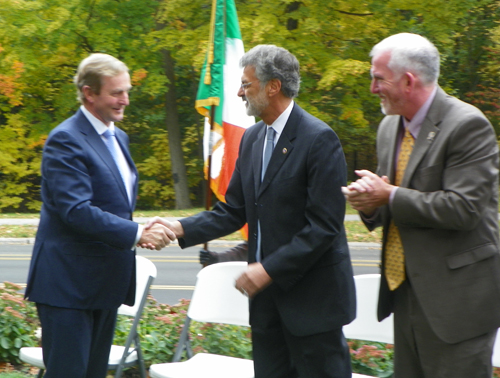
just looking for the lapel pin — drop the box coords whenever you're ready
[427,132,435,141]
[282,148,287,154]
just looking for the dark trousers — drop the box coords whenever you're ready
[37,303,118,378]
[393,280,496,378]
[250,288,351,378]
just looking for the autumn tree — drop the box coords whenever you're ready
[1,0,500,211]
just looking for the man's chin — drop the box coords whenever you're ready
[245,107,257,117]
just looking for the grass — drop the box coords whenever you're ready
[0,204,381,244]
[0,366,37,378]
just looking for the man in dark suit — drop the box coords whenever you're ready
[146,44,356,378]
[25,53,174,378]
[343,33,500,377]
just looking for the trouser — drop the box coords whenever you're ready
[393,280,496,378]
[37,303,118,378]
[250,288,351,378]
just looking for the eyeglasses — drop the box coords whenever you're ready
[240,82,254,90]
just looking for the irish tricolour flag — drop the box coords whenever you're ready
[195,0,255,202]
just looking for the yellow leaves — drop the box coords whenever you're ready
[131,69,148,86]
[318,59,370,89]
[172,19,187,31]
[0,114,44,211]
[0,60,25,107]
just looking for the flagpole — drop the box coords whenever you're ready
[203,104,216,253]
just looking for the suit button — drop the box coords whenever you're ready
[253,233,257,239]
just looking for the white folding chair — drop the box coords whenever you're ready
[19,255,157,378]
[490,329,500,368]
[343,274,394,378]
[149,261,254,378]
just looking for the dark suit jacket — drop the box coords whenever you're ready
[180,103,356,337]
[365,87,500,344]
[25,109,138,310]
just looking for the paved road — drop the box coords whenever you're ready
[0,240,381,305]
[0,214,362,226]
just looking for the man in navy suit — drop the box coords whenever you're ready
[146,45,356,378]
[25,53,174,378]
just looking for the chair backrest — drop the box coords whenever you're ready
[492,331,500,367]
[343,274,394,344]
[118,255,158,317]
[188,261,249,327]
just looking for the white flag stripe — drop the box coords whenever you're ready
[223,38,255,128]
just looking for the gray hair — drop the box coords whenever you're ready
[74,53,129,103]
[370,33,440,85]
[240,45,300,98]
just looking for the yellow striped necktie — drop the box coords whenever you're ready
[385,127,414,291]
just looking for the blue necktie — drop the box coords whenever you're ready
[102,129,130,201]
[261,127,275,181]
[102,129,120,164]
[256,127,275,262]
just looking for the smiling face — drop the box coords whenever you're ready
[84,71,131,126]
[370,51,407,116]
[238,65,269,117]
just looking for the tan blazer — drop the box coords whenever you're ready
[365,87,500,344]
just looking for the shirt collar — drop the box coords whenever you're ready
[267,100,294,137]
[403,85,437,139]
[80,105,115,135]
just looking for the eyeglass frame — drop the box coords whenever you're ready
[240,81,256,90]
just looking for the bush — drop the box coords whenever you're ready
[0,283,39,364]
[349,339,394,377]
[9,284,500,378]
[113,297,252,367]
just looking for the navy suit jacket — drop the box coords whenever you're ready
[180,103,356,336]
[25,109,138,310]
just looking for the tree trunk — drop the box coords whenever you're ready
[162,49,192,209]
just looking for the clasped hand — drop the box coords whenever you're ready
[341,170,393,215]
[137,217,183,250]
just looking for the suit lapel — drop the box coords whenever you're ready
[257,104,298,197]
[402,88,443,187]
[115,129,138,209]
[382,117,400,183]
[75,111,131,207]
[252,122,266,196]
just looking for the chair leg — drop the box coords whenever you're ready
[173,317,192,362]
[37,369,45,378]
[131,334,147,378]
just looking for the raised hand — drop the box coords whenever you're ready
[341,170,393,215]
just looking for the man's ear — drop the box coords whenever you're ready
[267,79,282,97]
[82,86,94,103]
[403,72,416,93]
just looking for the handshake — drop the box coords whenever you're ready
[137,217,184,251]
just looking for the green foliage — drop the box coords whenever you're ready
[0,283,39,364]
[0,114,43,212]
[1,0,500,208]
[349,339,394,377]
[0,373,33,378]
